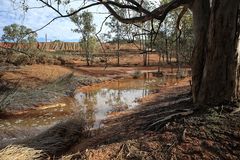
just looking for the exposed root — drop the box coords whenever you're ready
[145,109,194,131]
[231,107,240,114]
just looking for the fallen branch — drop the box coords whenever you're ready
[140,108,191,119]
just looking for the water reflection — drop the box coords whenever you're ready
[0,98,76,130]
[74,78,161,129]
[0,74,182,141]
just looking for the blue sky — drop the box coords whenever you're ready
[0,0,110,42]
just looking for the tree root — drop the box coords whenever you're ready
[145,109,194,131]
[231,107,240,114]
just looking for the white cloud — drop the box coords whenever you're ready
[0,0,110,42]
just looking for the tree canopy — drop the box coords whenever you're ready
[70,10,98,66]
[1,23,37,43]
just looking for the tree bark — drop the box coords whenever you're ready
[190,0,210,104]
[236,39,240,100]
[235,10,240,100]
[191,0,240,105]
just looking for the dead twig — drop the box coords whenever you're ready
[114,143,128,160]
[166,140,177,152]
[181,128,187,142]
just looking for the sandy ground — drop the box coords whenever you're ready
[0,64,190,87]
[1,65,73,88]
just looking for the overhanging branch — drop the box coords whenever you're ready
[24,0,193,36]
[101,0,192,24]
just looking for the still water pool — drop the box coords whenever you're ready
[0,75,181,141]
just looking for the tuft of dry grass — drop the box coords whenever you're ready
[0,145,49,160]
[0,119,86,159]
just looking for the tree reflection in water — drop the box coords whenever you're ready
[75,78,163,129]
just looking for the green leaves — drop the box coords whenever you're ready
[70,11,95,37]
[70,11,98,65]
[1,23,37,43]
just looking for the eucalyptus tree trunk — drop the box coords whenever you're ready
[191,0,240,105]
[236,39,240,99]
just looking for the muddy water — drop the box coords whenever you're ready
[74,74,183,129]
[0,74,181,142]
[75,79,158,129]
[0,98,77,142]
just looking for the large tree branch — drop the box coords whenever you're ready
[125,0,142,7]
[102,3,153,23]
[26,0,192,35]
[101,0,192,24]
[106,1,150,14]
[151,0,191,19]
[172,6,189,42]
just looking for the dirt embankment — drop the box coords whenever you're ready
[61,78,240,160]
[0,64,103,113]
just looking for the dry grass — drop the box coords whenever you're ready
[0,145,48,160]
[0,73,101,112]
[0,119,86,159]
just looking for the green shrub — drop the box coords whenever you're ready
[6,53,31,66]
[32,52,56,64]
[52,50,65,56]
[3,49,69,66]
